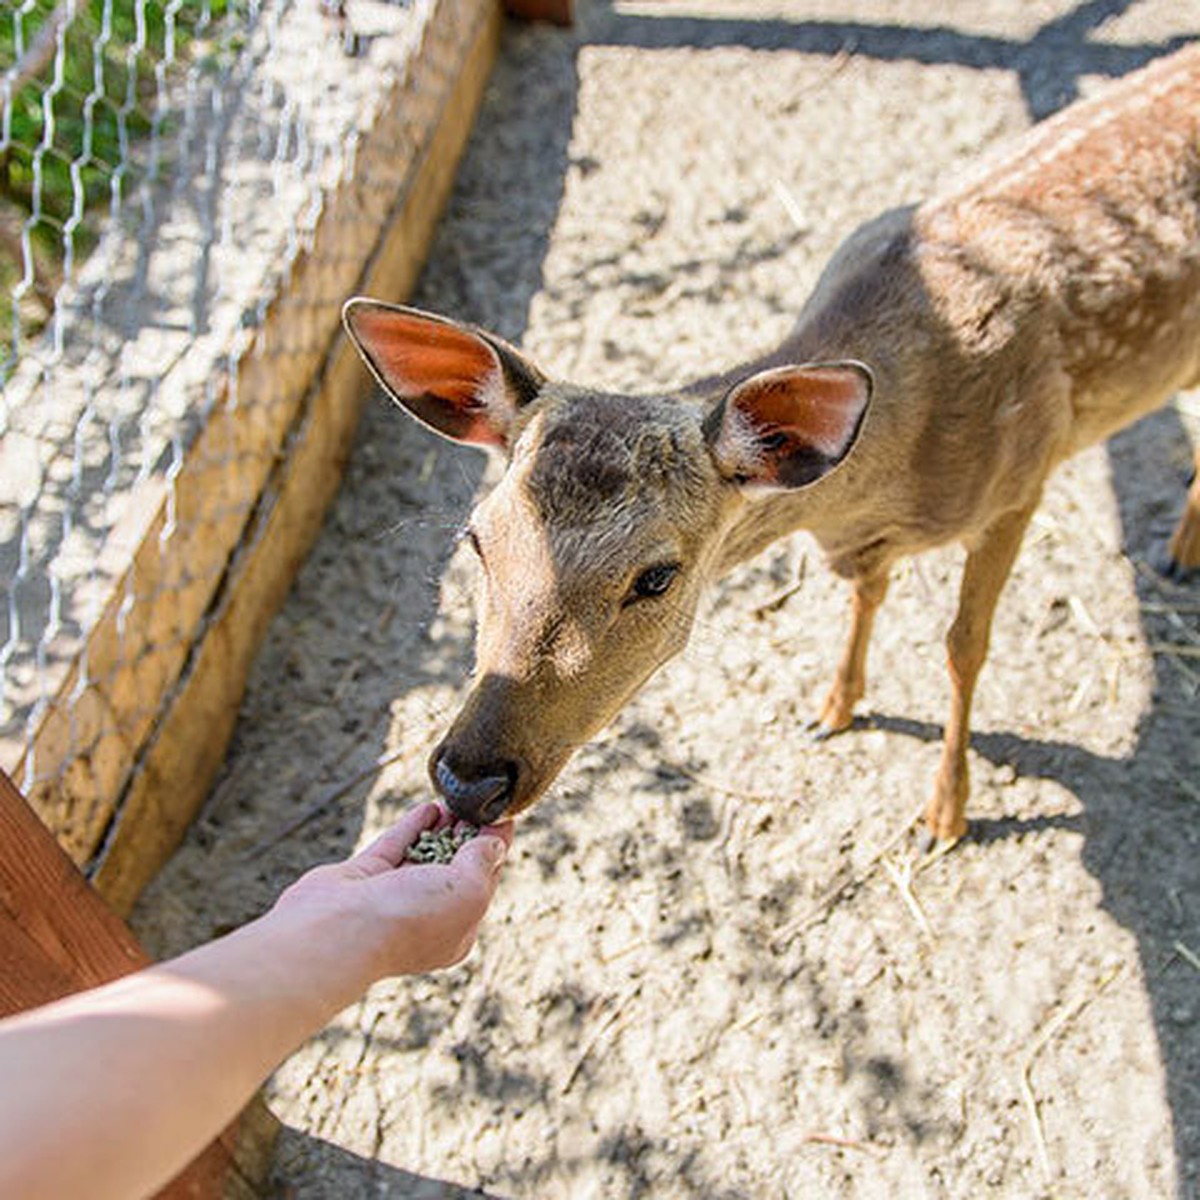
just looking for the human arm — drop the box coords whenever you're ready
[0,803,511,1200]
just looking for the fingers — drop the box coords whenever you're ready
[353,802,441,874]
[455,830,510,872]
[473,819,515,857]
[350,808,514,885]
[455,819,513,868]
[448,821,512,897]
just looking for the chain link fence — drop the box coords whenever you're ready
[1,0,497,897]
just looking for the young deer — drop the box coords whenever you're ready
[344,42,1200,845]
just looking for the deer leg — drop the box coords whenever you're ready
[812,566,891,737]
[1164,446,1200,578]
[926,504,1036,842]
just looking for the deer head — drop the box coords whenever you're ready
[343,299,871,823]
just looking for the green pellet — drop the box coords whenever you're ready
[404,824,478,865]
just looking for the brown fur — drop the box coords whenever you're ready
[344,42,1200,837]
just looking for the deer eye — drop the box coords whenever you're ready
[629,562,680,602]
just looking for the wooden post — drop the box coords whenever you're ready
[0,770,278,1198]
[62,0,506,917]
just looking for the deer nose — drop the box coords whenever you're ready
[431,751,516,824]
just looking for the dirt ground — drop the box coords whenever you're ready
[133,2,1200,1196]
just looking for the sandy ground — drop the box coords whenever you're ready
[133,2,1200,1196]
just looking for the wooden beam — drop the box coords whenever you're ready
[89,0,504,915]
[0,769,278,1198]
[15,0,505,880]
[0,770,146,1011]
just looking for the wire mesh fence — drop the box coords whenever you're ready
[0,0,494,882]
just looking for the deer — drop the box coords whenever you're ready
[343,41,1200,850]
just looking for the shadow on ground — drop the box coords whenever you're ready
[591,0,1189,118]
[866,404,1198,1189]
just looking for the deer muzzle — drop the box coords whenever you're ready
[431,750,517,825]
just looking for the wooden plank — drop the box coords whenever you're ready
[17,0,499,876]
[0,770,278,1198]
[13,0,471,866]
[90,0,504,915]
[0,770,147,1010]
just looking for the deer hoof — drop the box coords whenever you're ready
[916,828,962,862]
[803,718,838,743]
[1154,547,1197,583]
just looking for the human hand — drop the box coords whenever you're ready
[269,803,512,992]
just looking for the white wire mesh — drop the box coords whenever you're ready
[0,0,483,869]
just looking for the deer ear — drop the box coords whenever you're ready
[342,299,544,449]
[704,361,873,489]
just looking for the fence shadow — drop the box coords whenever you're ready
[589,0,1189,119]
